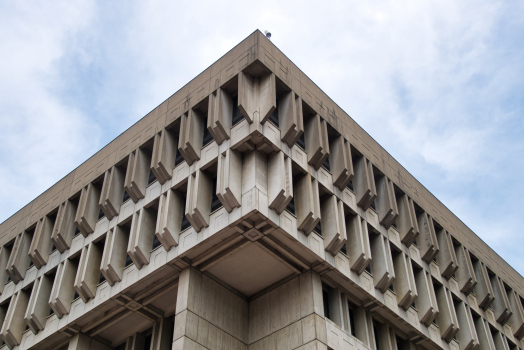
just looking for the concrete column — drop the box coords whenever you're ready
[416,212,439,264]
[185,170,212,233]
[99,165,126,219]
[151,317,174,350]
[414,268,439,327]
[304,114,329,170]
[217,148,242,213]
[473,316,496,350]
[320,195,347,256]
[248,271,327,350]
[0,289,30,348]
[279,90,304,148]
[124,147,152,203]
[267,151,293,214]
[395,194,419,247]
[345,214,372,275]
[25,274,53,333]
[492,331,511,350]
[369,233,395,293]
[472,260,494,310]
[454,245,477,295]
[353,156,377,211]
[454,301,479,350]
[29,214,55,268]
[294,173,321,235]
[52,200,78,253]
[173,267,248,350]
[375,176,399,229]
[156,189,185,250]
[207,87,233,145]
[329,135,354,191]
[375,322,398,350]
[68,333,112,350]
[434,284,459,342]
[74,241,104,302]
[128,207,158,268]
[490,273,513,324]
[151,128,178,184]
[101,225,129,285]
[436,229,459,280]
[49,258,78,318]
[507,289,524,340]
[392,251,418,310]
[6,230,32,283]
[178,109,205,165]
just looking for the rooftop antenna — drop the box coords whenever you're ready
[264,30,272,40]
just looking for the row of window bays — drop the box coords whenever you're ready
[0,71,522,344]
[322,280,522,350]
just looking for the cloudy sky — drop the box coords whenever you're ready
[1,1,523,275]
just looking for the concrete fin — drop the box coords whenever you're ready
[51,200,77,253]
[101,225,128,286]
[207,88,233,145]
[217,149,242,213]
[330,135,354,191]
[416,212,439,264]
[151,128,177,184]
[155,189,184,250]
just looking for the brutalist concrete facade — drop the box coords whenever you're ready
[0,30,522,350]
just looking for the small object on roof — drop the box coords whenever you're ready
[264,30,272,40]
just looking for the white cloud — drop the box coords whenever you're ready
[1,0,523,275]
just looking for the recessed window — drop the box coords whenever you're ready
[322,156,330,171]
[347,179,354,192]
[296,133,306,150]
[210,177,223,213]
[314,221,322,236]
[231,95,245,126]
[285,196,295,215]
[147,170,157,185]
[268,99,279,127]
[152,234,162,251]
[98,209,105,220]
[181,199,191,231]
[125,254,133,267]
[202,117,214,147]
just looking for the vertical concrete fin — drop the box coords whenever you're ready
[416,212,439,263]
[25,274,53,333]
[454,245,477,295]
[346,215,372,275]
[295,173,321,235]
[304,114,329,170]
[455,302,479,350]
[151,128,177,184]
[392,252,418,310]
[473,260,495,310]
[155,189,184,250]
[434,285,460,342]
[124,147,151,202]
[415,268,439,327]
[207,88,233,145]
[491,274,513,324]
[49,258,78,318]
[258,72,276,124]
[150,317,174,350]
[267,151,292,214]
[330,136,354,191]
[370,233,395,293]
[178,109,204,165]
[52,200,77,253]
[101,226,128,286]
[238,71,256,124]
[474,315,496,350]
[74,183,101,236]
[0,289,30,348]
[507,290,524,339]
[28,215,54,268]
[6,231,32,283]
[437,229,459,280]
[376,176,399,229]
[74,242,103,302]
[354,156,377,211]
[99,165,125,219]
[0,245,10,292]
[280,90,304,147]
[320,195,347,256]
[217,149,242,213]
[128,208,157,268]
[396,194,419,247]
[185,170,212,233]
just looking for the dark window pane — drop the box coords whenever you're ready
[123,190,130,202]
[98,209,105,220]
[268,100,279,127]
[322,157,330,171]
[99,273,106,284]
[285,196,295,215]
[152,234,161,250]
[148,170,157,185]
[323,289,330,319]
[232,95,245,126]
[181,199,191,231]
[210,177,223,212]
[296,133,306,150]
[125,254,133,267]
[202,117,214,147]
[314,221,322,236]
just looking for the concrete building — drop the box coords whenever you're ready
[0,30,522,350]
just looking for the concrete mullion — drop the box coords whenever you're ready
[491,275,513,324]
[434,285,459,342]
[454,245,477,295]
[507,290,524,340]
[320,195,344,256]
[376,176,399,229]
[217,149,242,213]
[74,183,101,236]
[0,289,30,348]
[258,73,276,124]
[473,261,495,311]
[128,208,157,268]
[51,200,77,253]
[49,258,78,318]
[279,90,302,148]
[268,151,293,214]
[416,212,439,264]
[393,252,418,310]
[370,233,395,293]
[436,229,459,280]
[74,242,103,302]
[330,136,354,191]
[454,301,479,350]
[185,170,212,233]
[396,194,419,247]
[155,189,184,250]
[99,165,125,219]
[474,316,496,350]
[151,128,177,184]
[346,214,372,275]
[414,268,439,327]
[28,215,54,268]
[24,274,53,333]
[6,231,32,283]
[0,245,10,292]
[305,114,328,170]
[101,226,128,285]
[295,173,321,235]
[207,88,233,145]
[354,156,377,211]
